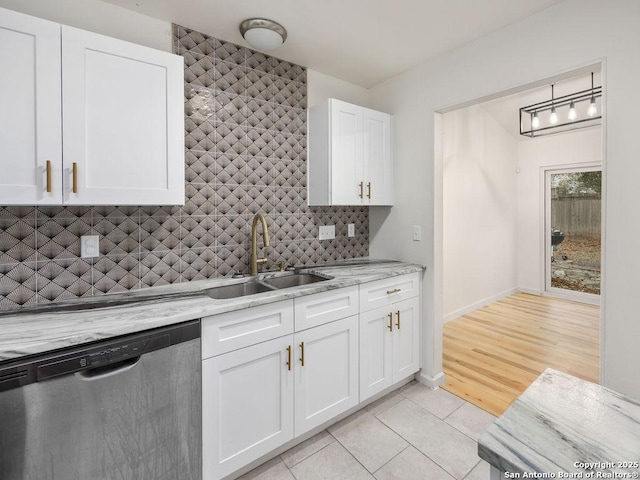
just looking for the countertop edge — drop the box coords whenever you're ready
[477,368,640,476]
[0,261,425,363]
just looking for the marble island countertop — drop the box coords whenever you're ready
[478,369,640,478]
[0,259,424,363]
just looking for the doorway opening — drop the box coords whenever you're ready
[546,168,601,303]
[438,65,604,415]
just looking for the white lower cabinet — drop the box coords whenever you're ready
[294,315,359,436]
[202,275,420,479]
[202,336,294,480]
[360,297,420,401]
[202,299,359,480]
[392,297,421,382]
[359,275,421,402]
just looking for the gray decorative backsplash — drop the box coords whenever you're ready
[0,24,368,310]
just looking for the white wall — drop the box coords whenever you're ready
[307,70,370,108]
[369,0,640,398]
[443,105,518,321]
[517,128,602,294]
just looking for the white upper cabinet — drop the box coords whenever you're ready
[308,98,392,206]
[0,9,62,205]
[0,7,185,205]
[62,26,184,205]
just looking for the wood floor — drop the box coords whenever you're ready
[442,292,600,416]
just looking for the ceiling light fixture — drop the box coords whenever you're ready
[240,18,287,51]
[519,72,602,137]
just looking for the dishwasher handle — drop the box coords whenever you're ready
[75,356,141,381]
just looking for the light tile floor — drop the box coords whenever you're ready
[238,382,496,480]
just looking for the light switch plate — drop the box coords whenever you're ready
[318,225,335,240]
[81,235,100,258]
[347,223,355,237]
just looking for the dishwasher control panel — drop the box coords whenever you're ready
[0,320,199,392]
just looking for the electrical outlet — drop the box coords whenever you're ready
[412,225,422,242]
[81,235,100,258]
[347,223,355,237]
[318,225,335,240]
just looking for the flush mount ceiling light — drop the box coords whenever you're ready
[520,72,602,138]
[240,18,287,51]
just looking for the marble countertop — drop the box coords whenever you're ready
[0,259,424,363]
[478,369,640,477]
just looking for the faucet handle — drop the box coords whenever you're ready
[279,261,285,272]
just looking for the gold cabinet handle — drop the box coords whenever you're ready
[366,182,371,199]
[286,345,292,371]
[358,181,364,198]
[395,310,401,329]
[45,160,52,193]
[72,162,78,194]
[386,288,401,295]
[299,342,305,367]
[387,312,393,332]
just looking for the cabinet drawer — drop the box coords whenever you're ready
[294,286,358,331]
[202,300,294,359]
[359,273,420,312]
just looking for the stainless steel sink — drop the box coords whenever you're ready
[203,272,330,300]
[204,281,276,300]
[261,273,328,290]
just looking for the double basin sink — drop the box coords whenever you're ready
[204,272,330,300]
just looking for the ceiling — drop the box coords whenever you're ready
[100,0,565,88]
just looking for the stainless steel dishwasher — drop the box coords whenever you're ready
[0,320,201,480]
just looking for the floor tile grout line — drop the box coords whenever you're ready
[370,444,411,476]
[328,421,380,475]
[375,398,479,480]
[280,431,337,470]
[461,458,484,480]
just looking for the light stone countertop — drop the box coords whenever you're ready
[478,369,640,478]
[0,259,424,363]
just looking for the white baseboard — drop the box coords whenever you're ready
[444,287,519,322]
[518,286,542,295]
[416,371,445,389]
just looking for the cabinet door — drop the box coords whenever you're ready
[363,108,392,206]
[330,100,363,205]
[360,307,394,401]
[0,8,62,205]
[392,297,420,382]
[202,336,294,480]
[295,315,359,436]
[62,26,184,205]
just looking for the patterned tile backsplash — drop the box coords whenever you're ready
[0,25,369,310]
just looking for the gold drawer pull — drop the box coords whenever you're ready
[358,181,364,198]
[45,160,52,193]
[286,345,292,371]
[386,288,401,295]
[387,312,393,332]
[299,342,305,367]
[366,182,371,199]
[395,310,401,329]
[72,162,78,193]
